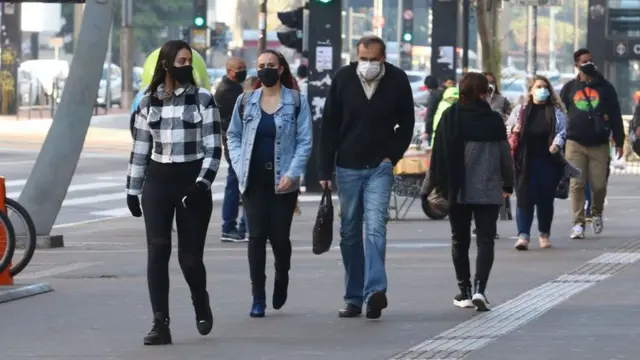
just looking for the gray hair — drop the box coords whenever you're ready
[356,35,386,56]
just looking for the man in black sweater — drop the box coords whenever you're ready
[318,35,414,320]
[214,57,248,243]
[560,48,624,239]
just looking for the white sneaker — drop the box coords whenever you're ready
[592,215,603,234]
[472,293,490,312]
[570,225,585,239]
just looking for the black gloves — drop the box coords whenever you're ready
[183,182,209,209]
[127,194,142,217]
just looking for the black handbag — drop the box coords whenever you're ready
[312,188,334,255]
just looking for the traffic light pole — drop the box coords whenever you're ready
[430,0,458,83]
[305,0,342,194]
[461,0,469,73]
[259,0,267,53]
[399,0,413,70]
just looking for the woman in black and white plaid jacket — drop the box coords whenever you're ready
[125,40,222,345]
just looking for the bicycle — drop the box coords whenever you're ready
[5,198,37,277]
[0,208,16,275]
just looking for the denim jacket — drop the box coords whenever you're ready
[507,103,566,148]
[226,86,313,194]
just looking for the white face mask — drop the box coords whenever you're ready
[357,60,382,80]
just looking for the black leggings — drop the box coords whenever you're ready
[242,166,298,298]
[449,203,500,294]
[141,160,213,316]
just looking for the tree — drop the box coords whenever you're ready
[475,0,501,80]
[58,0,192,60]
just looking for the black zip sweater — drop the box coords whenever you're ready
[318,62,415,180]
[560,75,624,147]
[213,75,243,134]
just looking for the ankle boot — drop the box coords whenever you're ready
[143,312,172,345]
[192,291,213,335]
[453,281,473,308]
[272,272,289,310]
[250,296,266,317]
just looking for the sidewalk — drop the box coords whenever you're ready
[1,194,639,359]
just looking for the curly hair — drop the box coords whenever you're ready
[526,75,566,114]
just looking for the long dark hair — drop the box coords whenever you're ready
[482,71,500,94]
[146,40,196,95]
[458,72,489,105]
[253,50,299,90]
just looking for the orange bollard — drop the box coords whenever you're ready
[0,176,13,285]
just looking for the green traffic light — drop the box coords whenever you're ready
[403,33,412,42]
[194,16,205,27]
[316,0,333,3]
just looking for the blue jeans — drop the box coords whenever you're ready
[335,161,394,307]
[222,150,247,234]
[516,155,558,239]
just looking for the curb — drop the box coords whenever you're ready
[0,283,54,304]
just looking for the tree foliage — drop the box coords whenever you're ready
[58,0,192,59]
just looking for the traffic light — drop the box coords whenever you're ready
[400,0,414,70]
[193,0,206,28]
[315,0,334,3]
[277,7,304,53]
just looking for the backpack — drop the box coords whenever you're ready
[238,89,301,121]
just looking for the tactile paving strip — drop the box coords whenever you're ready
[389,240,640,360]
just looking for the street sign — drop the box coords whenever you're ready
[372,16,385,28]
[403,10,413,20]
[615,42,627,56]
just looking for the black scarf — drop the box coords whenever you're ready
[428,100,507,202]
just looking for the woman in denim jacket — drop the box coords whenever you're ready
[509,75,566,250]
[226,50,312,317]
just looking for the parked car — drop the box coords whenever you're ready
[500,79,527,106]
[96,63,122,108]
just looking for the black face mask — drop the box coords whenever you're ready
[258,68,279,88]
[580,62,597,77]
[235,70,247,83]
[169,65,193,85]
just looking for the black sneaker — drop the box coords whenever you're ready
[472,293,491,312]
[143,313,172,345]
[221,230,248,243]
[192,292,213,335]
[453,286,473,308]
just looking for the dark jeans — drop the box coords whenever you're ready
[222,137,247,234]
[449,203,500,294]
[141,160,213,316]
[242,165,298,298]
[516,155,558,238]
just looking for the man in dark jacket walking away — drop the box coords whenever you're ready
[214,57,248,242]
[318,36,415,320]
[560,48,624,239]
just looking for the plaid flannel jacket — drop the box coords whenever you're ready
[125,85,222,195]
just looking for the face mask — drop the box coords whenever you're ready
[235,70,247,83]
[258,68,280,87]
[488,84,495,97]
[533,88,550,102]
[169,65,193,85]
[580,62,597,77]
[357,61,382,80]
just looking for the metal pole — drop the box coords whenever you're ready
[105,20,113,112]
[347,7,354,60]
[396,0,403,66]
[532,5,537,75]
[573,1,579,49]
[120,0,134,110]
[461,0,469,72]
[525,6,531,74]
[374,0,383,38]
[549,7,556,71]
[18,0,115,242]
[259,0,267,53]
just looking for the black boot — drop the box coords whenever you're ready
[192,292,213,335]
[143,312,172,345]
[272,272,289,310]
[453,281,473,309]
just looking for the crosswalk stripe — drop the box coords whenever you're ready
[6,181,121,198]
